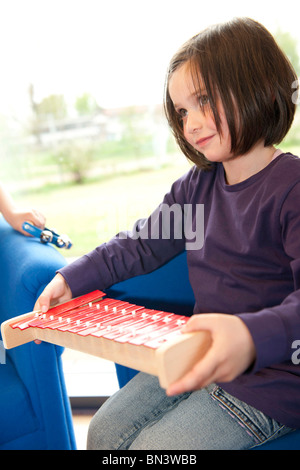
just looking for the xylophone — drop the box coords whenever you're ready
[1,290,211,389]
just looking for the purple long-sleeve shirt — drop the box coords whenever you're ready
[60,152,300,428]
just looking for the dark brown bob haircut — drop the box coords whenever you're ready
[164,17,298,170]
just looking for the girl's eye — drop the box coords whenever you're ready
[177,108,188,118]
[199,94,209,106]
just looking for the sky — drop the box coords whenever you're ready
[0,0,300,119]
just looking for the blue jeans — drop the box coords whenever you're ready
[87,372,293,450]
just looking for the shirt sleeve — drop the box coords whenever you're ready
[238,181,300,371]
[58,169,196,297]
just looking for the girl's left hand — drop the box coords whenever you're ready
[166,313,256,396]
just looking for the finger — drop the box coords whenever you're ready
[34,275,72,313]
[167,347,219,395]
[35,291,51,313]
[33,210,46,229]
[166,368,200,396]
[34,282,56,312]
[181,313,218,334]
[28,210,46,229]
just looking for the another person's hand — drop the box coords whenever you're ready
[6,208,46,236]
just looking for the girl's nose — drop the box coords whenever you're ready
[185,109,203,134]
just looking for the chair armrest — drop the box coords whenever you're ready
[0,217,75,449]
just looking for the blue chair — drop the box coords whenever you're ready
[107,251,300,450]
[0,217,76,450]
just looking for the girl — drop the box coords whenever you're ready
[35,18,300,449]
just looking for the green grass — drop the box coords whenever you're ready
[11,158,190,258]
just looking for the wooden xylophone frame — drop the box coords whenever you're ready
[1,290,211,389]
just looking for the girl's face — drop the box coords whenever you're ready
[168,63,233,164]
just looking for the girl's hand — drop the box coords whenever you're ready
[33,274,72,344]
[166,313,256,396]
[34,273,72,314]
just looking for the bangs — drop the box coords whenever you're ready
[187,58,223,137]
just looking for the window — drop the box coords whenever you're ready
[1,0,299,400]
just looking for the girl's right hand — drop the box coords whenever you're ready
[33,274,72,344]
[34,273,72,314]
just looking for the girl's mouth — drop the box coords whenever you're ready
[196,135,214,147]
